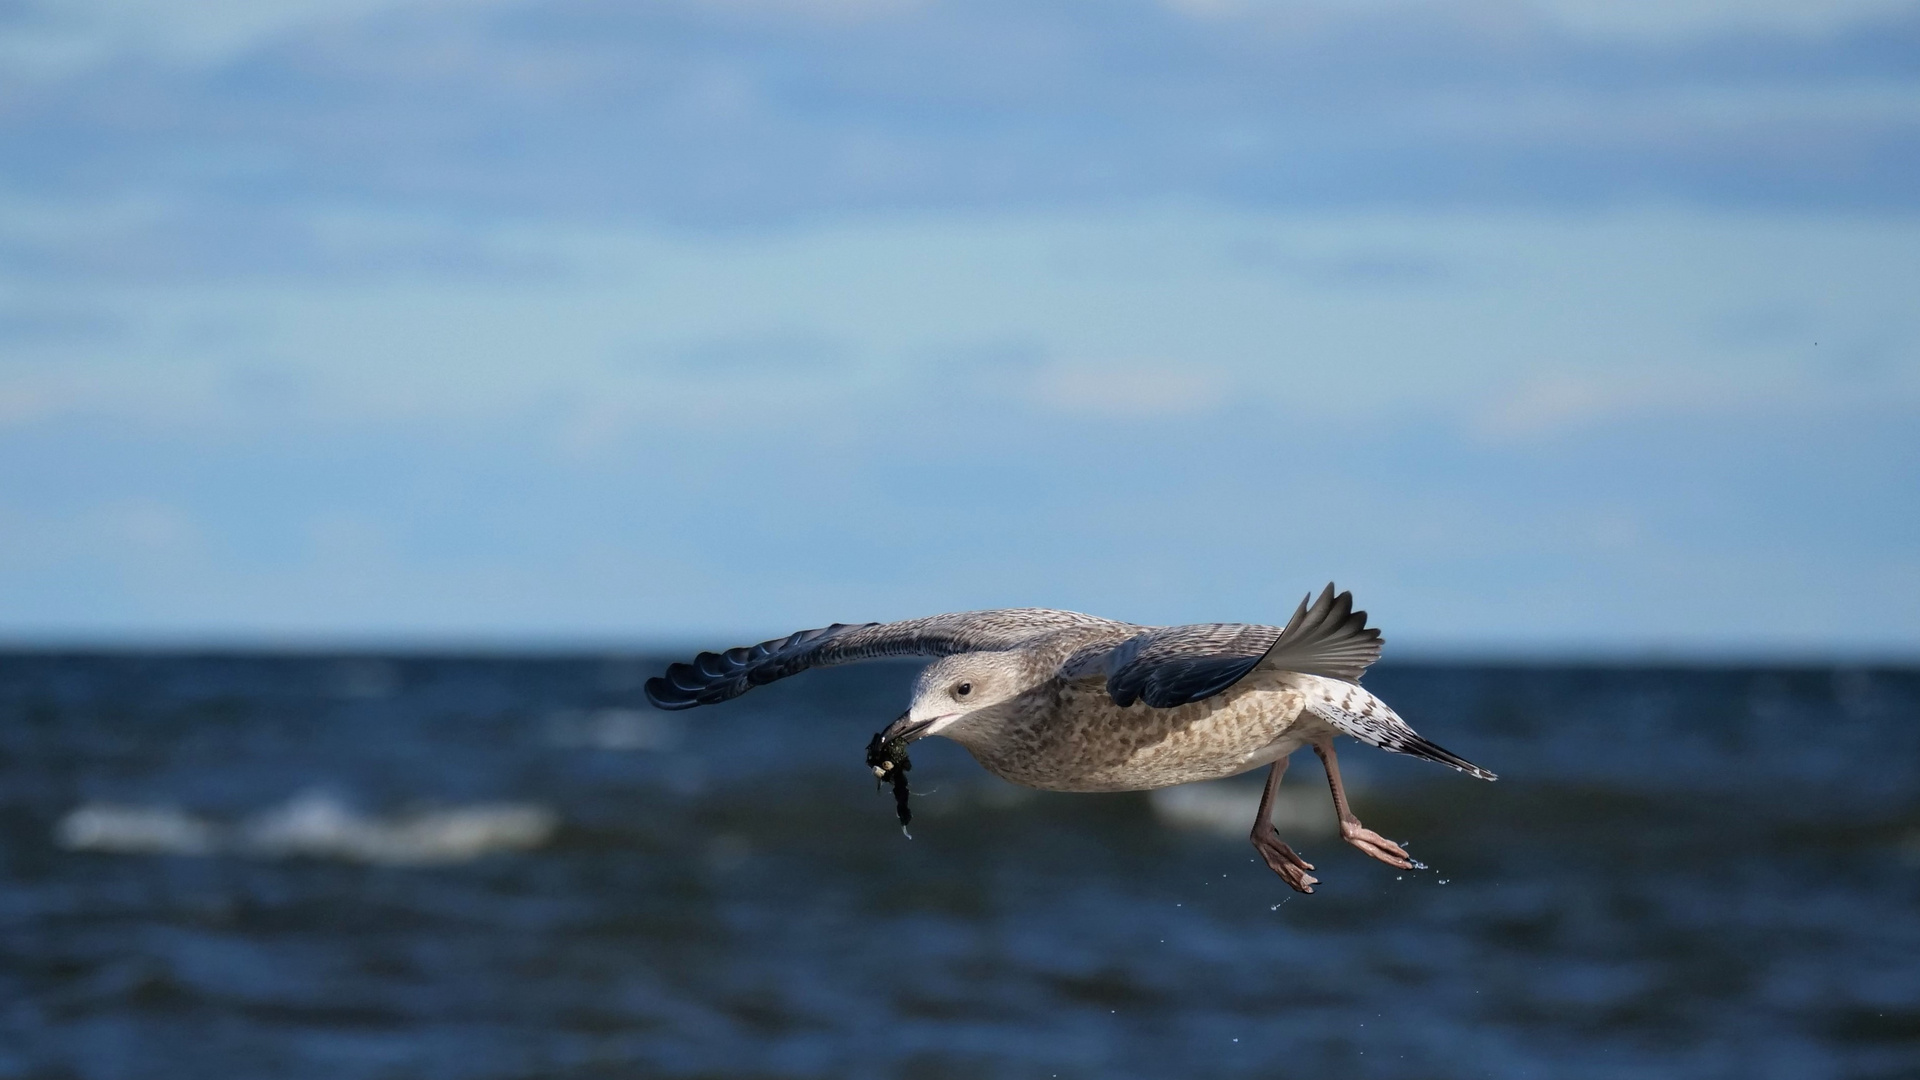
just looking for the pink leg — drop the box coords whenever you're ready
[1313,739,1412,869]
[1248,756,1318,893]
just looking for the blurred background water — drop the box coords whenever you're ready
[2,652,1916,1079]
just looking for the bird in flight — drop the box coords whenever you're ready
[645,585,1494,893]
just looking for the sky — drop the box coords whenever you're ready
[1,0,1917,654]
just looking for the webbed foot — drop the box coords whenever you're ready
[1251,826,1318,893]
[1341,822,1413,869]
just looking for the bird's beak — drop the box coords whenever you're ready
[879,710,937,744]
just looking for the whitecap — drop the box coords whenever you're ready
[54,791,557,865]
[55,803,219,856]
[1149,779,1337,837]
[545,708,678,751]
[240,791,557,865]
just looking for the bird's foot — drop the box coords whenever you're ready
[1341,822,1413,869]
[1251,827,1318,893]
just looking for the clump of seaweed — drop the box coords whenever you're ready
[864,730,913,836]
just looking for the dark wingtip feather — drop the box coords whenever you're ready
[642,622,882,711]
[644,674,701,710]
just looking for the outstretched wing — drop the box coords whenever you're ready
[645,608,1117,710]
[1104,584,1383,709]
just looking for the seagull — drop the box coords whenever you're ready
[645,585,1494,893]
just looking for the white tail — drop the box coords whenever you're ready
[1300,675,1497,781]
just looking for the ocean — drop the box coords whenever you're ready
[1,653,1915,1079]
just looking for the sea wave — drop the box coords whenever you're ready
[55,791,557,865]
[544,707,678,750]
[1149,778,1337,837]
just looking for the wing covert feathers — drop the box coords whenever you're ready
[1104,624,1273,709]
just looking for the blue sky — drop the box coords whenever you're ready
[2,0,1917,653]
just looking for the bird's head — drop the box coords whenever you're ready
[877,651,1029,745]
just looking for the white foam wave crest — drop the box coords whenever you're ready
[55,791,558,865]
[544,708,678,751]
[1149,778,1337,837]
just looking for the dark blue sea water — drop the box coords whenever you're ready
[1,653,1917,1079]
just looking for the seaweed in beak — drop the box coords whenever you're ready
[865,715,917,836]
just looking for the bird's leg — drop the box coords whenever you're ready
[1249,756,1318,893]
[1312,739,1412,869]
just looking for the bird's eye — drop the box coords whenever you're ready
[954,682,972,697]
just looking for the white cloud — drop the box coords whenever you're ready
[107,498,203,554]
[0,0,927,80]
[1159,0,1920,40]
[0,0,503,77]
[0,498,205,582]
[1472,374,1622,440]
[1531,0,1919,40]
[682,0,927,20]
[1470,363,1920,443]
[0,382,54,426]
[1028,363,1230,419]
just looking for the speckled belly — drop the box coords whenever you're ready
[950,677,1315,792]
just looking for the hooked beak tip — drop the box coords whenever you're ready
[880,711,937,744]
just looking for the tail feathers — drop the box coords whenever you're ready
[1385,731,1498,782]
[1305,681,1497,781]
[1256,584,1383,683]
